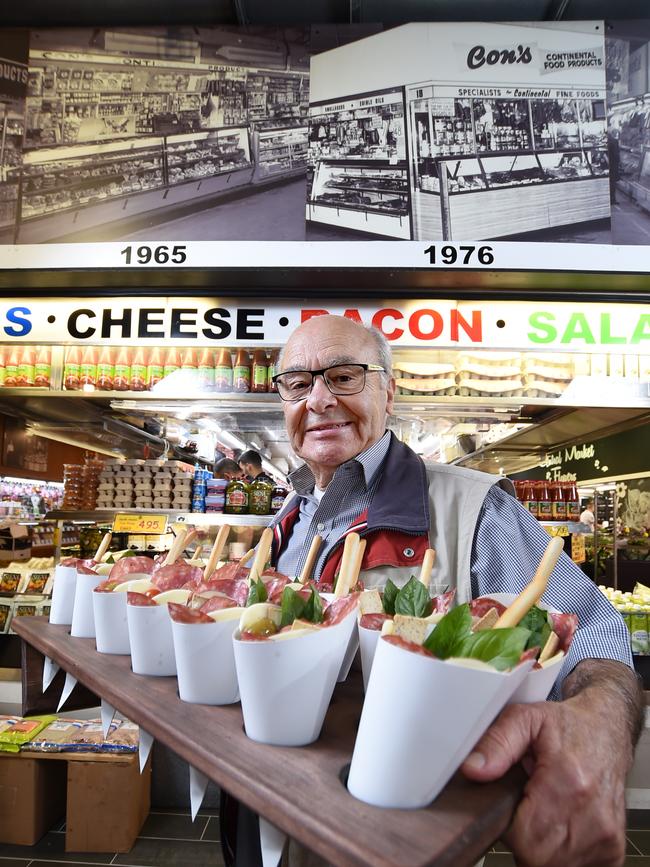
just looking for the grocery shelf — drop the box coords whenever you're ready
[46,509,273,528]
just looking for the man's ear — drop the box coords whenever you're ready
[385,375,396,416]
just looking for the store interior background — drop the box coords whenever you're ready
[0,1,649,865]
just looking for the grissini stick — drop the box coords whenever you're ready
[538,630,560,665]
[203,524,230,580]
[419,548,436,589]
[494,535,565,629]
[189,545,203,563]
[334,532,360,598]
[249,527,274,583]
[239,549,255,566]
[93,531,112,563]
[163,527,197,566]
[352,538,367,588]
[298,534,322,584]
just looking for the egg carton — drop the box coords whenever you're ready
[524,379,569,397]
[456,377,524,397]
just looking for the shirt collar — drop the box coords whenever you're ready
[288,430,392,496]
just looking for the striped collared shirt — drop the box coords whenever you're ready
[275,431,391,579]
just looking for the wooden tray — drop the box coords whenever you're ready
[14,616,524,867]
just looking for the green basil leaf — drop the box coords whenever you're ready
[382,579,399,616]
[519,605,552,653]
[394,576,433,618]
[454,627,531,672]
[246,577,268,607]
[423,603,472,658]
[302,588,324,624]
[279,586,306,628]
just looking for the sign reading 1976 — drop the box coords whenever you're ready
[423,244,495,266]
[120,245,188,265]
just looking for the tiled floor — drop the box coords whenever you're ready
[3,809,650,865]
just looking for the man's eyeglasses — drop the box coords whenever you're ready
[272,363,385,402]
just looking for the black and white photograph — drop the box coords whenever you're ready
[306,21,612,243]
[606,20,650,244]
[0,26,310,244]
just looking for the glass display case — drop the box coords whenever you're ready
[164,128,251,186]
[255,126,308,178]
[310,161,409,215]
[19,137,165,219]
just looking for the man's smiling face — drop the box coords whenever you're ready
[279,316,395,488]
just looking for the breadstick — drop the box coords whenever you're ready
[94,531,112,562]
[538,630,560,664]
[334,532,360,598]
[203,524,230,580]
[189,545,203,563]
[249,527,274,583]
[298,534,322,584]
[419,548,436,588]
[494,536,564,628]
[163,527,197,566]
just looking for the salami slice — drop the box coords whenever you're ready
[127,591,157,606]
[549,612,578,653]
[199,595,238,614]
[193,578,250,606]
[266,578,291,605]
[359,612,392,631]
[261,568,290,582]
[76,563,99,575]
[383,634,433,657]
[470,597,507,618]
[208,562,250,582]
[518,647,540,665]
[323,593,359,625]
[152,562,203,592]
[110,556,155,581]
[168,602,214,624]
[433,589,456,614]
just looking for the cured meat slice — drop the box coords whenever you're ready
[190,578,250,606]
[323,593,359,626]
[93,579,122,593]
[77,563,99,575]
[433,589,455,614]
[168,602,214,624]
[239,630,270,642]
[208,562,250,582]
[383,634,433,657]
[110,556,155,581]
[470,597,507,618]
[549,612,578,653]
[359,612,392,631]
[127,591,157,606]
[199,595,238,614]
[152,562,203,591]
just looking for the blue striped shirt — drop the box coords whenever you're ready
[274,438,633,699]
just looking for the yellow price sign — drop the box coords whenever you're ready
[571,533,586,564]
[112,513,168,535]
[543,524,569,538]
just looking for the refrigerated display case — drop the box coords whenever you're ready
[253,126,308,180]
[165,127,251,184]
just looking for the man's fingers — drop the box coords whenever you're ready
[462,704,543,781]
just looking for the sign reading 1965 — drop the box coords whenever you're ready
[120,245,188,265]
[423,244,495,266]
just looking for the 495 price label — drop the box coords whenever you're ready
[112,513,168,535]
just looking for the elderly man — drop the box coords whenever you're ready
[268,313,642,867]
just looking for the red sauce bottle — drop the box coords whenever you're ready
[233,349,251,393]
[522,479,538,519]
[551,481,567,520]
[537,479,552,521]
[251,349,268,393]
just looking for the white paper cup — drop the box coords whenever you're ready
[93,591,130,655]
[171,619,239,704]
[127,602,176,676]
[347,636,534,809]
[478,593,566,704]
[49,565,77,625]
[233,612,356,746]
[321,593,359,682]
[358,622,381,691]
[70,572,103,638]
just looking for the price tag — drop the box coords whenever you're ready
[571,533,586,564]
[543,524,569,538]
[112,514,168,535]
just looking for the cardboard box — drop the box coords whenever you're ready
[65,754,150,852]
[0,755,66,845]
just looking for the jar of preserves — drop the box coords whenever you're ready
[224,478,250,515]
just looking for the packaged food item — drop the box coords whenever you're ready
[198,348,215,389]
[146,347,164,388]
[34,346,51,387]
[80,345,97,387]
[249,478,273,515]
[233,349,251,393]
[0,572,20,595]
[270,486,287,514]
[251,349,268,393]
[0,715,56,753]
[17,346,35,386]
[113,347,131,391]
[130,348,148,391]
[215,348,233,392]
[63,346,81,390]
[225,478,250,514]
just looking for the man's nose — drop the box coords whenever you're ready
[305,374,337,411]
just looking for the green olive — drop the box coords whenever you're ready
[248,617,279,636]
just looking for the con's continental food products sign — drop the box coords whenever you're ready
[1,299,649,353]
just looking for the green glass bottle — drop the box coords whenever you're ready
[249,478,273,515]
[224,479,250,515]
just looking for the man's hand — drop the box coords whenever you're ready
[461,660,643,867]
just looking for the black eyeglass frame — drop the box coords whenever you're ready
[271,363,386,401]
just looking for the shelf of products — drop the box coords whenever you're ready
[409,94,607,193]
[46,509,272,527]
[0,106,22,229]
[0,480,64,519]
[165,128,251,185]
[255,126,308,177]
